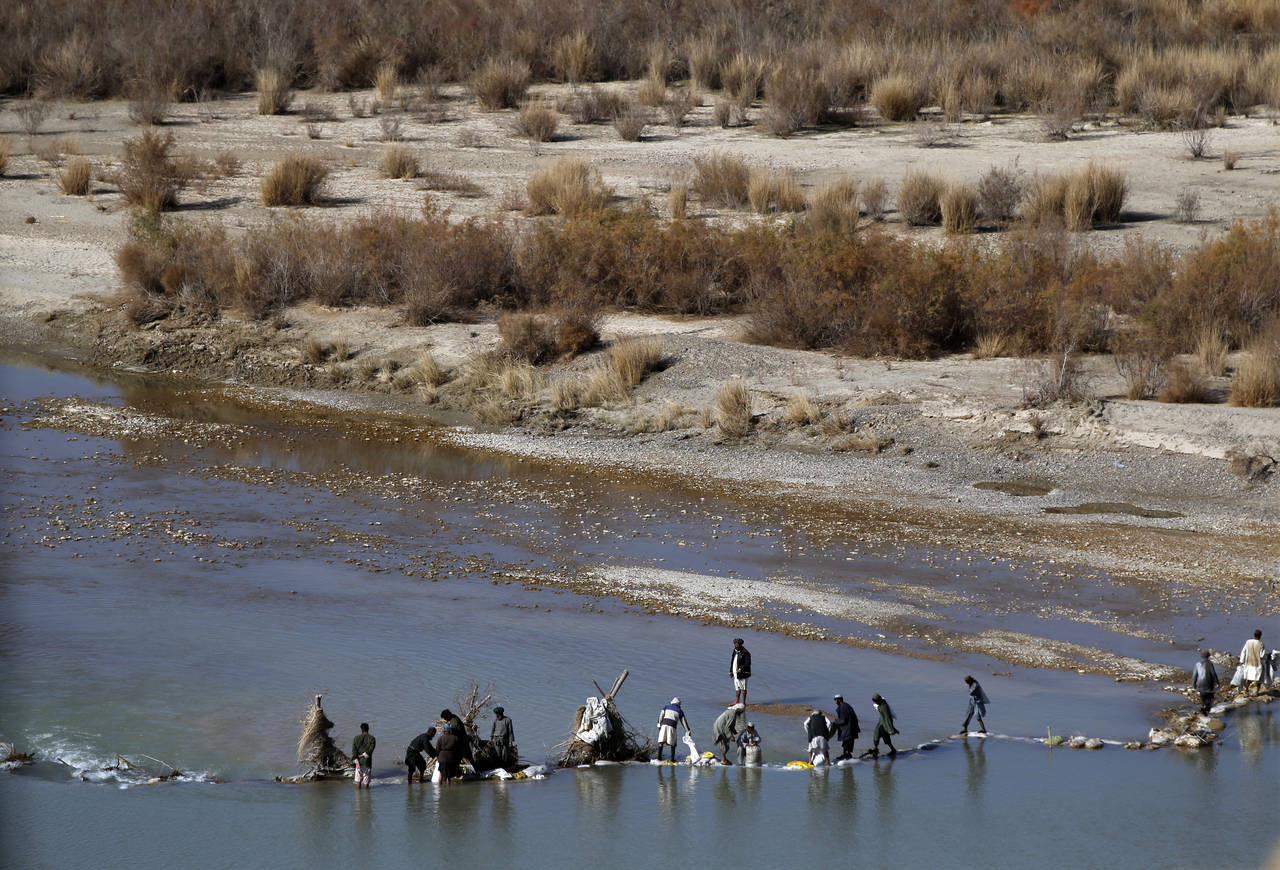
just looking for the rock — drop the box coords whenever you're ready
[1205,718,1226,732]
[1068,736,1087,749]
[1174,734,1207,749]
[1148,728,1176,746]
[1084,738,1104,750]
[1124,741,1143,750]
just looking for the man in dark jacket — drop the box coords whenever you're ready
[351,722,375,789]
[1192,650,1220,714]
[730,637,752,706]
[961,676,991,734]
[440,709,474,767]
[405,726,437,783]
[435,728,463,785]
[489,706,516,768]
[805,710,830,764]
[832,694,860,761]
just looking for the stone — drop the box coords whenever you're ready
[1174,733,1207,749]
[1068,736,1087,749]
[1205,718,1226,732]
[1124,741,1143,750]
[1147,728,1175,746]
[1084,738,1104,750]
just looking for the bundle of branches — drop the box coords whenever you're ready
[450,681,512,772]
[556,670,654,767]
[297,693,351,773]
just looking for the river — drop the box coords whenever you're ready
[1,353,1276,869]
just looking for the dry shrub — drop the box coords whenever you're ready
[898,171,945,226]
[941,183,979,235]
[1223,149,1239,170]
[551,378,583,412]
[256,68,292,115]
[748,169,774,215]
[127,79,171,126]
[1085,163,1127,225]
[302,100,338,123]
[526,158,612,217]
[214,151,240,178]
[775,173,805,213]
[565,87,625,124]
[553,31,594,86]
[613,103,648,141]
[474,59,530,110]
[1229,343,1280,407]
[831,434,893,453]
[686,34,723,91]
[978,164,1024,227]
[1158,360,1212,403]
[714,380,753,438]
[721,52,765,107]
[668,183,687,219]
[637,73,666,108]
[1063,174,1095,232]
[808,176,859,234]
[516,101,559,143]
[862,177,888,221]
[498,310,599,364]
[1113,331,1168,400]
[262,154,328,206]
[764,63,829,137]
[375,62,399,104]
[379,143,418,179]
[693,152,750,208]
[579,337,663,407]
[973,332,1010,359]
[661,88,696,131]
[1023,174,1070,227]
[783,395,821,426]
[1174,187,1201,224]
[16,100,51,137]
[0,139,9,177]
[1023,352,1091,407]
[415,351,449,387]
[117,130,187,213]
[58,156,91,195]
[1194,327,1229,377]
[421,171,484,197]
[870,75,923,122]
[378,115,403,142]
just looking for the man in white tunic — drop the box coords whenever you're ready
[1239,629,1265,696]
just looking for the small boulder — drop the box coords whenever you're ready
[1068,736,1087,749]
[1174,733,1207,749]
[1205,718,1226,732]
[1084,738,1104,750]
[1147,728,1176,746]
[1124,741,1143,750]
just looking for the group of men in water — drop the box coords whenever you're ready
[655,637,991,766]
[355,629,1273,785]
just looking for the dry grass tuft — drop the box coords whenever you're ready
[256,68,293,115]
[1158,360,1213,403]
[516,101,560,143]
[870,75,923,122]
[262,154,329,206]
[978,164,1024,227]
[714,380,753,438]
[808,176,858,234]
[898,171,945,226]
[973,332,1010,359]
[1229,343,1280,407]
[1223,149,1239,170]
[668,182,688,219]
[553,31,594,87]
[0,139,9,177]
[58,156,91,195]
[379,143,418,179]
[526,158,612,217]
[941,182,979,235]
[862,177,888,221]
[498,310,599,364]
[117,130,187,213]
[783,395,821,426]
[1194,327,1229,377]
[375,62,399,104]
[693,151,750,209]
[612,103,648,141]
[474,59,530,110]
[831,434,894,453]
[414,351,449,387]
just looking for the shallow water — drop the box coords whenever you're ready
[1,356,1277,868]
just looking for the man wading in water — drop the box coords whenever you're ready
[730,638,751,707]
[489,707,515,768]
[869,694,898,758]
[1192,650,1219,714]
[961,676,990,734]
[405,726,436,783]
[352,722,375,789]
[655,697,691,762]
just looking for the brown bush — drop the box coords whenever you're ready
[127,79,171,126]
[862,177,888,222]
[693,152,750,209]
[941,183,979,235]
[898,171,945,226]
[375,62,399,104]
[721,52,765,107]
[977,164,1024,227]
[256,69,292,116]
[668,183,687,219]
[516,101,559,143]
[612,103,648,141]
[0,139,9,177]
[117,130,188,213]
[714,380,753,438]
[564,87,625,124]
[637,73,666,108]
[379,144,418,179]
[1158,360,1213,403]
[870,75,923,122]
[526,158,612,217]
[553,31,594,86]
[1229,342,1280,407]
[262,154,328,206]
[58,156,91,195]
[807,176,858,235]
[474,59,530,110]
[764,63,829,137]
[498,310,599,364]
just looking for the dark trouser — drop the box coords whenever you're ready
[839,738,856,759]
[1198,691,1214,714]
[873,726,896,753]
[715,737,731,757]
[963,698,986,730]
[405,750,426,780]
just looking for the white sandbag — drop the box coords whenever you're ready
[811,752,827,766]
[743,746,762,766]
[430,767,442,784]
[1231,666,1245,687]
[681,733,699,761]
[480,766,513,779]
[575,697,612,745]
[521,764,550,778]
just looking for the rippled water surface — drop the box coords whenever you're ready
[1,356,1276,869]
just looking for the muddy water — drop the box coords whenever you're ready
[1,355,1277,869]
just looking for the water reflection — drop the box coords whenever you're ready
[872,759,896,825]
[806,768,830,804]
[655,766,679,819]
[963,739,986,799]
